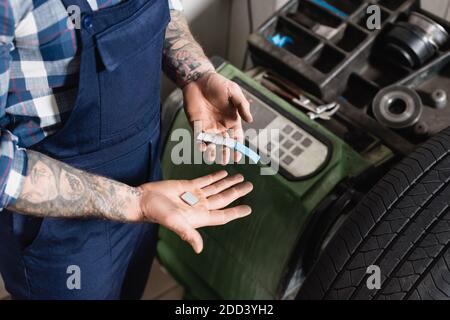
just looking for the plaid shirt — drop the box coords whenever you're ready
[0,0,182,211]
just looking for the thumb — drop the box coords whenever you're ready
[165,213,204,254]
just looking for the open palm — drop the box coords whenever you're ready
[183,72,253,164]
[138,170,253,253]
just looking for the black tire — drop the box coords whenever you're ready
[297,127,450,300]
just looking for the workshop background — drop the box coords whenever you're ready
[1,0,450,300]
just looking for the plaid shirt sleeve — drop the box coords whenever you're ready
[0,0,182,212]
[0,2,28,211]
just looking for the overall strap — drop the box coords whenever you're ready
[61,0,93,13]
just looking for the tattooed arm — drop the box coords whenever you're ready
[6,150,253,253]
[8,151,142,222]
[163,10,253,165]
[163,10,215,88]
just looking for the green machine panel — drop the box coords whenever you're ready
[158,61,384,299]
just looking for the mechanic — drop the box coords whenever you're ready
[0,0,254,299]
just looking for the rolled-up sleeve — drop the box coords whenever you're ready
[0,1,27,211]
[168,0,183,11]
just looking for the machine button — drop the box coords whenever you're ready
[283,125,294,134]
[292,147,303,156]
[301,138,312,148]
[283,155,294,165]
[266,142,272,152]
[292,131,303,141]
[282,140,294,150]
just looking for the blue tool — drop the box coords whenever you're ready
[270,33,294,48]
[311,0,348,18]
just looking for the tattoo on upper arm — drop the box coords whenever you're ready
[11,151,141,222]
[163,10,215,88]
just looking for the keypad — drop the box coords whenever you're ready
[282,125,294,134]
[302,138,312,148]
[239,85,329,179]
[292,131,303,141]
[292,146,303,156]
[282,140,294,150]
[275,126,317,171]
[283,155,294,165]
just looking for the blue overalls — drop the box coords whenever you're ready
[0,0,169,299]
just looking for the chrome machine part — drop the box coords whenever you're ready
[409,12,449,49]
[308,104,340,120]
[260,72,339,121]
[293,96,339,117]
[372,86,423,129]
[431,89,448,109]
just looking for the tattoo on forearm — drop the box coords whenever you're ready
[163,10,215,87]
[10,151,141,222]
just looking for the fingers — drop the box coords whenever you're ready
[202,128,221,163]
[201,129,231,165]
[196,141,207,152]
[192,170,228,188]
[164,213,204,254]
[202,173,244,197]
[220,131,231,165]
[193,205,252,228]
[205,142,216,162]
[210,205,252,225]
[230,125,244,162]
[228,82,253,123]
[207,181,253,210]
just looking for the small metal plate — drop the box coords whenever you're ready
[181,192,199,207]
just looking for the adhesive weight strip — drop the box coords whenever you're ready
[197,133,261,164]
